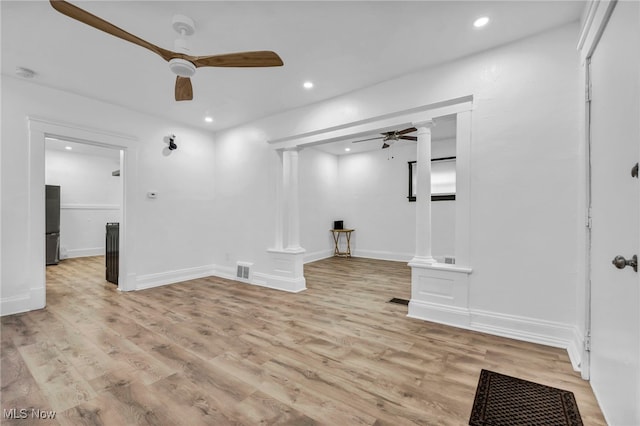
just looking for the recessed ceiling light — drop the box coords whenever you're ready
[65,146,73,150]
[345,147,351,152]
[303,81,314,89]
[204,116,213,123]
[473,16,490,28]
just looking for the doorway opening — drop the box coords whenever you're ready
[27,117,137,309]
[44,137,123,289]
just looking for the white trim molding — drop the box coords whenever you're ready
[26,117,138,301]
[303,249,334,264]
[352,250,414,263]
[61,203,120,210]
[260,249,307,293]
[210,261,307,293]
[577,0,617,62]
[408,264,473,326]
[135,265,216,291]
[64,247,104,259]
[0,293,34,316]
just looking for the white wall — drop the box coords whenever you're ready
[299,148,340,262]
[334,138,456,262]
[45,147,121,258]
[1,76,217,314]
[213,23,583,349]
[2,20,585,364]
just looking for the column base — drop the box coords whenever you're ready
[408,255,437,267]
[254,248,307,293]
[408,262,472,329]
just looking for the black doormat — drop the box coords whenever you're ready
[469,369,583,426]
[388,298,409,305]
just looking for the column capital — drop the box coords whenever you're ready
[412,119,436,131]
[279,146,303,153]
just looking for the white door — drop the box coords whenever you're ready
[589,1,640,424]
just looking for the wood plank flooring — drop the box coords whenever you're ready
[1,256,605,425]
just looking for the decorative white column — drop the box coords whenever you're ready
[410,120,436,265]
[282,148,302,251]
[262,147,306,293]
[407,114,472,330]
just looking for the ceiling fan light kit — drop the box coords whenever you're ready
[352,127,418,149]
[48,0,284,102]
[169,58,196,78]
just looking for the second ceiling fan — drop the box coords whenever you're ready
[49,0,284,101]
[352,127,418,149]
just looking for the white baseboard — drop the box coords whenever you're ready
[470,308,577,348]
[135,265,216,291]
[304,249,333,264]
[352,249,413,262]
[408,299,471,327]
[408,302,583,371]
[0,293,32,316]
[209,265,306,293]
[252,272,306,293]
[0,287,45,317]
[64,247,104,259]
[567,326,584,372]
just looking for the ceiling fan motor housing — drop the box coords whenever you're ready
[169,58,196,77]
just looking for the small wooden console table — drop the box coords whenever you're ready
[330,229,354,257]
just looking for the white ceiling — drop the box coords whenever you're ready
[2,1,584,134]
[313,114,457,156]
[45,137,121,159]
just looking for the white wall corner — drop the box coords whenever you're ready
[304,249,334,264]
[135,264,216,291]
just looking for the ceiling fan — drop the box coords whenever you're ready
[49,0,284,101]
[352,127,417,149]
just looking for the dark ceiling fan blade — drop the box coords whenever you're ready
[191,51,284,68]
[397,127,417,135]
[352,136,383,144]
[399,136,418,141]
[175,76,193,101]
[49,0,175,62]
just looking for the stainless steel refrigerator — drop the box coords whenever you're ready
[46,185,60,265]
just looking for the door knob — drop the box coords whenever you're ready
[612,255,637,272]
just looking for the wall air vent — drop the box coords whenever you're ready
[236,262,252,281]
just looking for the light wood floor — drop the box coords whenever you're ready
[1,256,605,425]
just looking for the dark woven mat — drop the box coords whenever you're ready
[469,369,583,426]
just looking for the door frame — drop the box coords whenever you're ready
[27,117,138,306]
[577,0,618,381]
